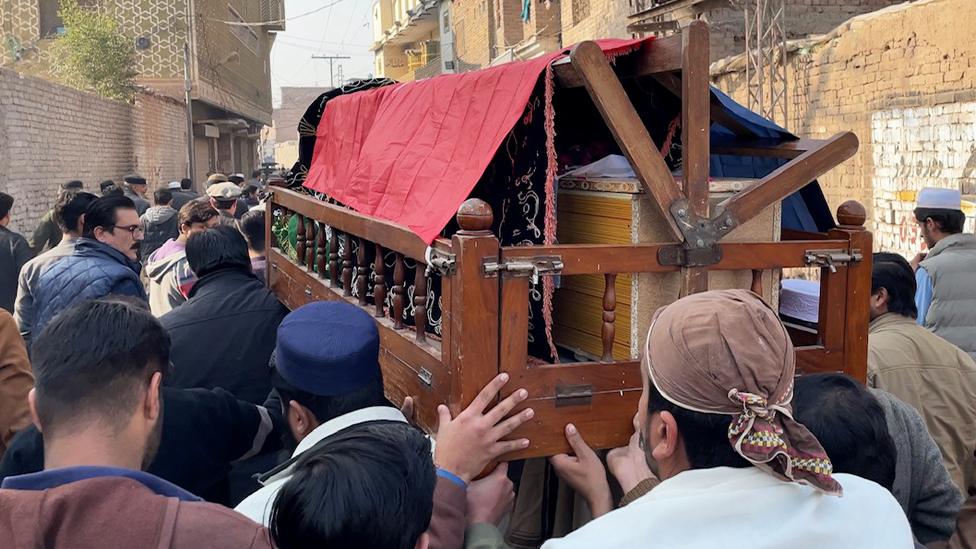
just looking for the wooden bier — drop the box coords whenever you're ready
[266,21,870,458]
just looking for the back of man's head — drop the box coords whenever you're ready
[54,191,98,235]
[61,180,84,191]
[0,192,14,221]
[792,374,897,491]
[185,225,251,278]
[269,422,434,549]
[82,195,136,239]
[153,189,173,207]
[99,180,116,193]
[30,298,170,438]
[239,209,265,253]
[872,252,918,319]
[178,200,218,230]
[180,178,193,191]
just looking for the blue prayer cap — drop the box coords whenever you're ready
[274,301,381,396]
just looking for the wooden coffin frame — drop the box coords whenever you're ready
[265,21,871,458]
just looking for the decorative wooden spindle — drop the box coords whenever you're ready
[341,233,353,296]
[373,243,386,317]
[392,254,405,329]
[414,265,428,343]
[750,269,763,296]
[328,227,340,284]
[315,222,327,277]
[295,214,306,266]
[304,218,315,269]
[601,273,617,362]
[356,237,368,306]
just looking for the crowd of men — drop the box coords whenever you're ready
[0,179,973,548]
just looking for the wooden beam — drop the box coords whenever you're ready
[680,20,711,295]
[718,132,859,230]
[712,137,823,159]
[554,33,683,88]
[570,40,685,241]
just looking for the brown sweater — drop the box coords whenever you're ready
[0,311,31,460]
[0,476,272,549]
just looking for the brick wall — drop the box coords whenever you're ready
[0,68,187,234]
[714,0,976,259]
[494,0,525,53]
[561,0,632,46]
[454,0,494,70]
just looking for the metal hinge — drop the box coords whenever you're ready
[425,246,457,277]
[803,249,864,273]
[483,256,564,284]
[418,367,433,387]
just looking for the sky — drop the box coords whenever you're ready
[269,0,376,107]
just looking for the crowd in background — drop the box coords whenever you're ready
[0,178,973,548]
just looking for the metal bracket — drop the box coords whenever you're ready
[417,367,433,387]
[555,383,593,408]
[657,199,730,267]
[483,256,564,285]
[425,246,457,277]
[803,249,864,273]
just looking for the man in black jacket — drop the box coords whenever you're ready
[0,193,33,313]
[160,225,288,404]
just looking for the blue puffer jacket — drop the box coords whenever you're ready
[32,238,146,337]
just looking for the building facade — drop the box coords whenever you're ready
[372,0,450,82]
[1,0,282,185]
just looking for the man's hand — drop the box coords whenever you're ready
[910,252,927,272]
[466,463,514,526]
[549,423,613,518]
[607,424,656,494]
[434,373,533,483]
[400,396,415,425]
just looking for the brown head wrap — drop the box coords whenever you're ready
[646,289,842,495]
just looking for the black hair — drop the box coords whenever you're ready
[213,198,237,211]
[252,170,262,178]
[61,180,84,190]
[100,180,116,192]
[31,298,170,436]
[102,185,124,197]
[153,189,173,206]
[0,192,13,219]
[180,178,193,190]
[647,382,750,470]
[82,196,136,238]
[239,209,266,253]
[185,225,251,277]
[792,373,897,491]
[178,200,218,228]
[269,422,434,549]
[915,207,965,235]
[270,367,388,426]
[872,252,918,319]
[54,191,98,234]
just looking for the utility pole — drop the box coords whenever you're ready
[183,43,196,184]
[311,54,351,88]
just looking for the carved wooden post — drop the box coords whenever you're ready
[374,243,386,317]
[304,217,315,270]
[449,198,500,415]
[834,200,872,384]
[414,263,428,343]
[393,254,405,329]
[341,233,353,296]
[328,228,340,284]
[357,237,368,305]
[316,222,327,277]
[295,214,306,266]
[601,273,617,362]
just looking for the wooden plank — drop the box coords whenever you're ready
[836,228,872,384]
[817,263,848,355]
[680,20,711,296]
[499,276,530,374]
[501,244,679,275]
[712,137,823,159]
[553,34,683,88]
[795,346,845,375]
[715,240,855,269]
[569,40,685,242]
[719,132,860,228]
[272,187,432,261]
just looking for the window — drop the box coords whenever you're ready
[228,4,259,53]
[572,0,591,25]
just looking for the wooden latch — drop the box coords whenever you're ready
[483,256,564,284]
[803,249,863,273]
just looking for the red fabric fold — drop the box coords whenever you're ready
[304,38,649,243]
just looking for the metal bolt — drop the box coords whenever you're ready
[677,208,687,218]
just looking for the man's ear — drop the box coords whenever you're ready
[76,213,86,234]
[145,371,162,421]
[414,532,430,549]
[650,411,681,464]
[287,400,317,443]
[28,388,41,432]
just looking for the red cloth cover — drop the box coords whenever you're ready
[304,39,647,244]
